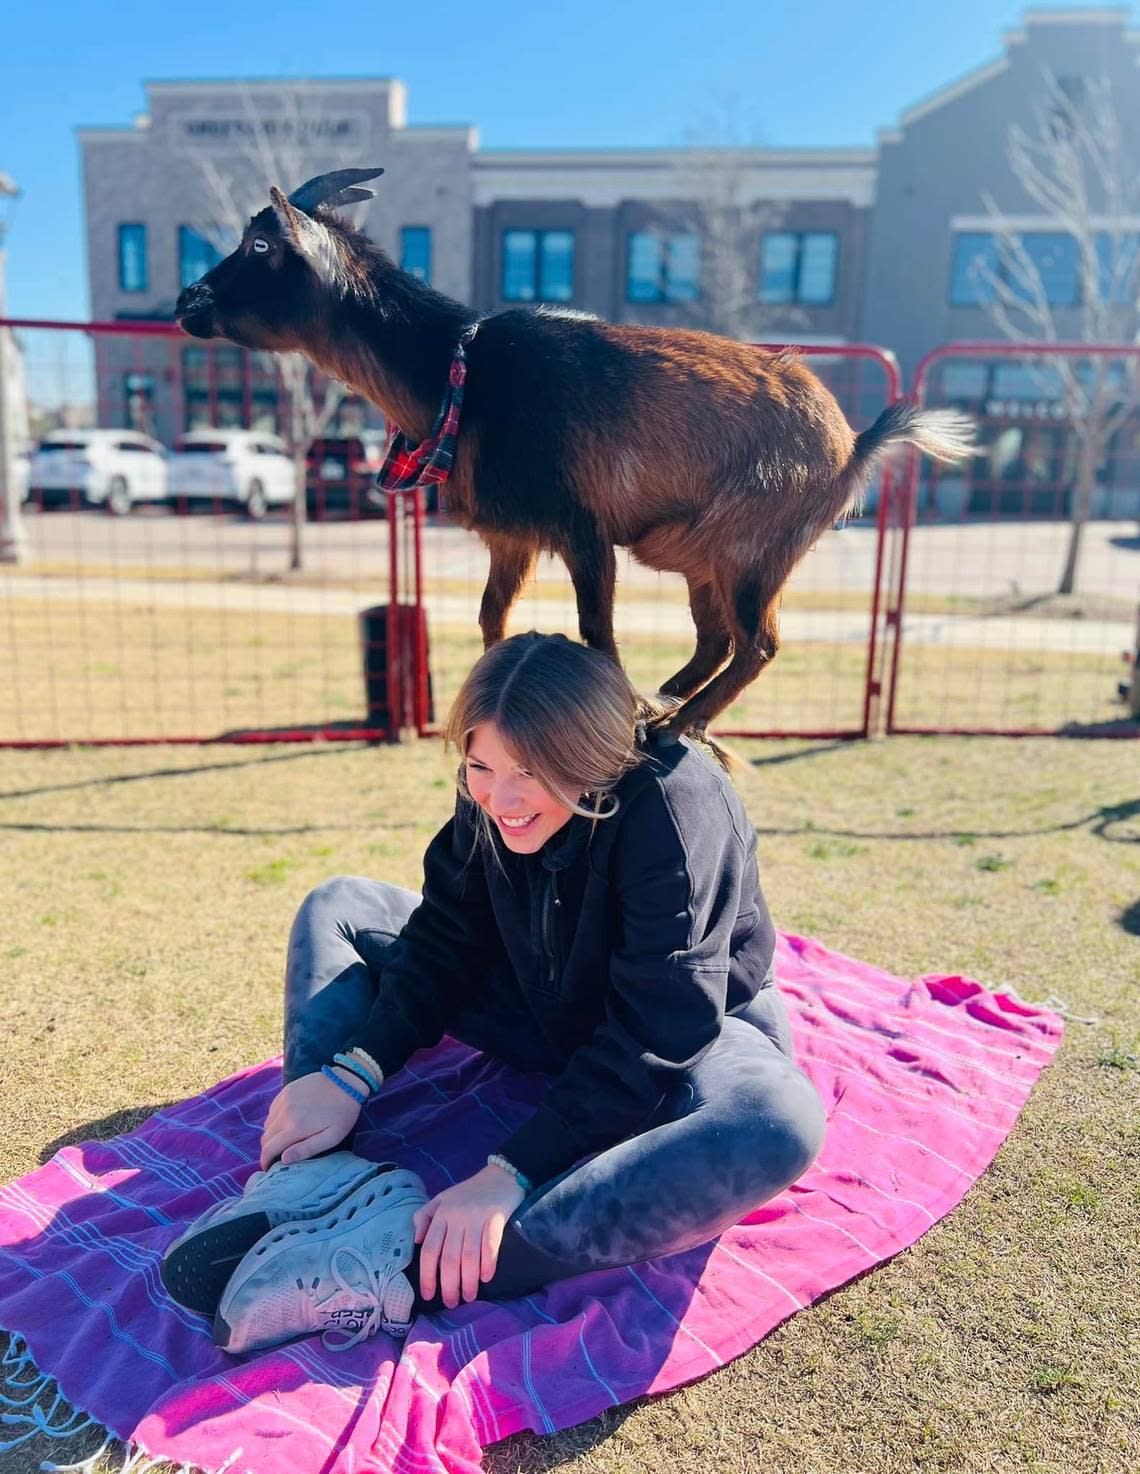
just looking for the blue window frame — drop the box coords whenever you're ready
[1095,232,1140,304]
[950,234,999,305]
[759,232,839,305]
[400,226,432,283]
[626,232,699,303]
[951,231,1087,307]
[502,229,575,302]
[118,224,148,293]
[179,226,221,290]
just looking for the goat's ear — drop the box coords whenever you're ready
[269,184,345,288]
[270,186,305,246]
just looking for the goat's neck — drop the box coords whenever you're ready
[315,287,474,440]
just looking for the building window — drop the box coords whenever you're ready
[951,231,1085,307]
[118,224,148,293]
[950,234,999,306]
[502,229,575,302]
[401,226,431,283]
[179,226,221,290]
[759,232,838,305]
[626,232,699,303]
[1095,232,1140,304]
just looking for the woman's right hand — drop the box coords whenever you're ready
[259,1070,364,1170]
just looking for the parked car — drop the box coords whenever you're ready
[167,431,294,519]
[305,431,391,519]
[27,429,167,514]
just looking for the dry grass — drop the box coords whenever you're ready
[0,734,1137,1473]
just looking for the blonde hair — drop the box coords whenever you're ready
[444,632,731,856]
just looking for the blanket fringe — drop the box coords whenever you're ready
[2,1333,242,1474]
[1004,987,1101,1026]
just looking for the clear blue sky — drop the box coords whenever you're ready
[2,1,1135,320]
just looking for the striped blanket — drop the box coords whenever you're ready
[0,932,1064,1474]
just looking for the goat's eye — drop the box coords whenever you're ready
[252,238,271,256]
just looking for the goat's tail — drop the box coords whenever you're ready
[826,401,976,526]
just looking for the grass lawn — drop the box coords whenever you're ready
[1,598,1128,744]
[0,734,1136,1473]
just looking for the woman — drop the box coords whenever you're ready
[162,633,826,1353]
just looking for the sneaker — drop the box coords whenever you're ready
[213,1166,428,1355]
[161,1151,392,1315]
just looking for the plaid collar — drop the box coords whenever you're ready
[375,323,478,494]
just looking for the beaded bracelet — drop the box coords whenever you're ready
[487,1153,533,1193]
[333,1052,381,1095]
[348,1046,384,1088]
[322,1064,369,1107]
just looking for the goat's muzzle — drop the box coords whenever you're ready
[175,282,216,338]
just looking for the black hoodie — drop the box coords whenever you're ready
[347,732,777,1187]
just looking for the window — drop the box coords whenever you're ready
[1096,232,1140,304]
[950,234,999,306]
[626,232,699,303]
[1020,234,1080,307]
[400,226,431,283]
[179,226,221,290]
[759,232,838,305]
[118,224,147,293]
[951,232,1084,307]
[502,229,575,302]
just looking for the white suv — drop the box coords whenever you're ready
[27,429,168,514]
[167,430,295,519]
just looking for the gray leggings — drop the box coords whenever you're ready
[283,876,827,1304]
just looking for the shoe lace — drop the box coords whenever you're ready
[319,1245,399,1353]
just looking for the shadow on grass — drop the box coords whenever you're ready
[0,740,367,804]
[746,741,850,768]
[1119,899,1140,937]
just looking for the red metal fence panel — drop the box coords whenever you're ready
[887,342,1140,737]
[0,319,394,745]
[4,322,1135,746]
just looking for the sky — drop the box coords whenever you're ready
[2,1,1137,321]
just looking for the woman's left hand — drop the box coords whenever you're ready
[414,1164,527,1308]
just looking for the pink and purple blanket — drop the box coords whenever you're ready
[0,933,1064,1474]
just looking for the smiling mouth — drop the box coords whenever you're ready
[498,813,538,832]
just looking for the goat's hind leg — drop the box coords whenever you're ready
[658,563,785,736]
[479,538,537,650]
[658,578,733,703]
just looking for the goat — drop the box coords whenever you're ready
[175,168,974,735]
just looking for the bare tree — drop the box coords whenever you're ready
[970,71,1140,594]
[667,144,800,342]
[193,86,370,570]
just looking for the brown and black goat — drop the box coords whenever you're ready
[175,168,974,735]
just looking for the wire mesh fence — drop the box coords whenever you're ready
[886,343,1140,736]
[2,322,1137,745]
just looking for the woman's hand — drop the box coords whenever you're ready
[259,1070,363,1170]
[414,1164,527,1308]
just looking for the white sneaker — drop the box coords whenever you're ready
[162,1152,392,1315]
[213,1166,428,1355]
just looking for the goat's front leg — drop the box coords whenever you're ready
[561,516,620,667]
[479,538,538,649]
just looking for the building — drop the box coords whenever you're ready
[76,8,1140,512]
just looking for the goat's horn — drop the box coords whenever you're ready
[287,168,385,214]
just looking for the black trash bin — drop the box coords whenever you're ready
[359,603,434,734]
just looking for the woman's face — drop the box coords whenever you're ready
[464,722,577,854]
